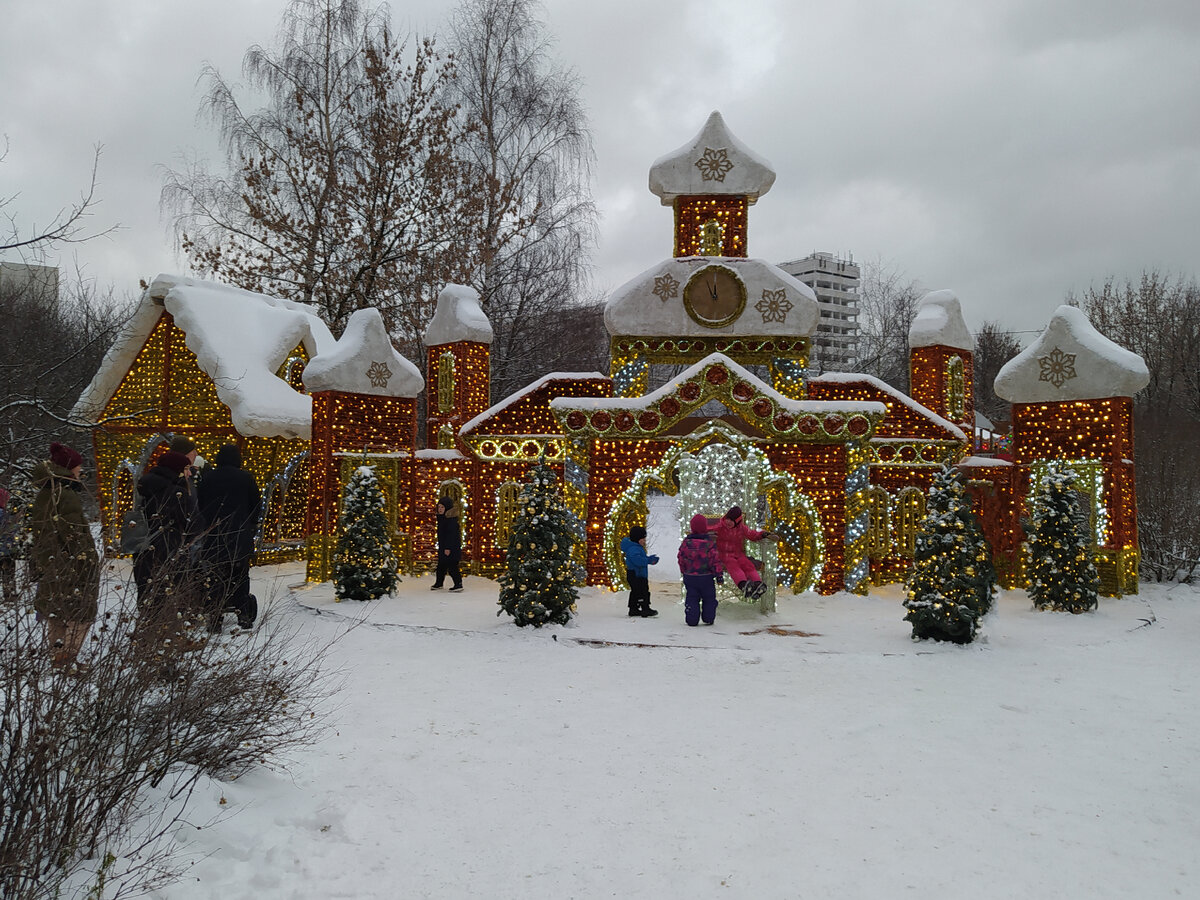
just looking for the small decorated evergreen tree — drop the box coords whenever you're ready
[497,461,582,627]
[1027,461,1100,613]
[903,463,998,643]
[333,465,398,602]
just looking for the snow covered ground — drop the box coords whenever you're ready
[146,562,1199,899]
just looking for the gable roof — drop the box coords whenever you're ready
[807,373,967,442]
[73,273,337,439]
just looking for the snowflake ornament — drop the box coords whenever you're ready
[755,288,792,324]
[652,273,680,302]
[1037,347,1077,388]
[695,147,734,182]
[366,360,392,389]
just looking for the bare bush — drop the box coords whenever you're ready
[1,550,340,899]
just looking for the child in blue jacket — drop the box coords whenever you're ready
[620,525,659,617]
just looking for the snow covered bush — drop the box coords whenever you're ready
[497,462,582,627]
[1027,461,1100,613]
[903,464,997,643]
[333,465,398,602]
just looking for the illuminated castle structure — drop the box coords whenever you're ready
[73,111,1148,598]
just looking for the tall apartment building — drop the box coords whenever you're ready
[0,261,60,301]
[777,252,860,372]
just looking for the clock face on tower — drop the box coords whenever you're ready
[683,264,746,328]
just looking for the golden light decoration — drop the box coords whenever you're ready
[673,196,748,258]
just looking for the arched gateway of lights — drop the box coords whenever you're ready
[75,111,1148,604]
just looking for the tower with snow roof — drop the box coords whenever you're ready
[605,111,819,399]
[422,284,494,450]
[994,305,1149,594]
[301,307,425,580]
[907,289,975,435]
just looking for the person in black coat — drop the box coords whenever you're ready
[197,444,261,631]
[431,495,464,592]
[133,450,196,628]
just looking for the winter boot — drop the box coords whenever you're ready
[237,594,258,630]
[737,580,750,597]
[639,600,659,618]
[628,597,640,617]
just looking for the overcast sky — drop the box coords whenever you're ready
[2,0,1198,338]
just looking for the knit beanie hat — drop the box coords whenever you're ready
[215,444,241,467]
[689,513,709,535]
[49,442,83,471]
[628,525,647,542]
[169,435,197,455]
[159,451,190,474]
[725,505,743,522]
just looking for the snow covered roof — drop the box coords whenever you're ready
[648,111,776,205]
[808,372,968,442]
[303,307,423,398]
[73,273,337,440]
[460,372,608,437]
[604,257,819,338]
[994,305,1150,403]
[423,283,493,347]
[551,353,885,423]
[908,290,973,352]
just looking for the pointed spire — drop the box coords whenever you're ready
[648,111,776,206]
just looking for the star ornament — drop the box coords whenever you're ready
[652,272,680,302]
[695,147,734,182]
[1037,347,1077,388]
[755,288,792,324]
[366,360,393,388]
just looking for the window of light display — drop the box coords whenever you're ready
[259,450,310,549]
[946,356,966,421]
[674,195,748,258]
[894,486,927,558]
[864,485,892,560]
[698,220,725,256]
[843,446,871,592]
[600,421,826,595]
[438,424,456,449]
[437,351,455,413]
[495,481,520,548]
[277,345,309,392]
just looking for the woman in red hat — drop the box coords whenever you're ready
[29,441,99,669]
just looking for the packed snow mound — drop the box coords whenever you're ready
[303,308,423,397]
[605,257,818,338]
[908,289,973,351]
[423,283,493,346]
[648,110,776,205]
[994,305,1150,402]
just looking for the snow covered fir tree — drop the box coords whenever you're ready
[903,464,998,644]
[1026,461,1100,614]
[333,465,399,602]
[497,462,582,627]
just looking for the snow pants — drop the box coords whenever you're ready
[435,548,463,589]
[682,574,718,626]
[627,571,650,614]
[722,554,761,590]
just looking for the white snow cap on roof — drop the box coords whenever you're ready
[423,284,493,347]
[994,304,1150,402]
[908,290,973,352]
[648,111,776,206]
[159,275,337,439]
[303,307,424,398]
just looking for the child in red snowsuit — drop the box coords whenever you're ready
[715,505,775,600]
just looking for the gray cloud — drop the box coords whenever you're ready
[3,0,1197,341]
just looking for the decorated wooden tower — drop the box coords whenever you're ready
[994,305,1149,595]
[907,290,975,435]
[302,307,424,580]
[423,284,494,450]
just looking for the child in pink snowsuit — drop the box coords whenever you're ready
[715,505,774,600]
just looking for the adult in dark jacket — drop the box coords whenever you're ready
[431,495,464,592]
[197,444,261,631]
[133,450,196,624]
[29,442,100,668]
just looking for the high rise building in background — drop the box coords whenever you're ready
[777,252,859,372]
[0,261,60,302]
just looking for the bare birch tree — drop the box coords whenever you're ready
[853,258,923,392]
